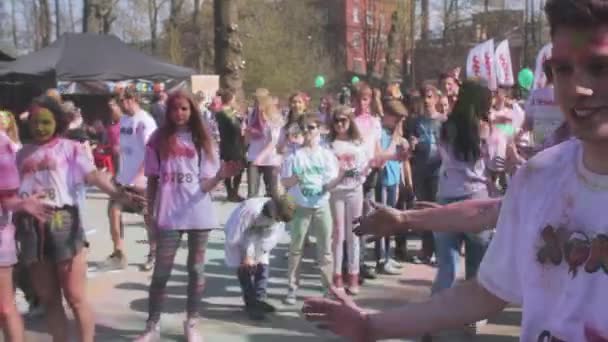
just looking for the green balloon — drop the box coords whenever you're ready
[351,76,360,85]
[518,68,534,90]
[315,75,325,88]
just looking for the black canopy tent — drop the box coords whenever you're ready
[0,32,195,82]
[0,33,195,123]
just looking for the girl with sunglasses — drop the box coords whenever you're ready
[327,106,370,295]
[281,114,346,305]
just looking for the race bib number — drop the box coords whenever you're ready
[162,172,194,184]
[19,188,56,201]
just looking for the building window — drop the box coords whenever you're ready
[352,32,362,48]
[353,7,360,24]
[366,11,374,26]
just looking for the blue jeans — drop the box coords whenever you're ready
[374,184,398,264]
[431,194,492,294]
[237,263,270,306]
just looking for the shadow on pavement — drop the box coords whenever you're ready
[113,239,331,338]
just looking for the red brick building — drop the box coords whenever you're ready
[328,0,400,77]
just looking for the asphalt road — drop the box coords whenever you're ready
[12,187,521,342]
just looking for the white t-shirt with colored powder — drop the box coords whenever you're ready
[0,132,19,266]
[17,138,96,207]
[117,109,157,187]
[354,114,381,159]
[524,86,563,147]
[281,146,339,208]
[478,139,608,341]
[330,140,369,191]
[144,131,220,230]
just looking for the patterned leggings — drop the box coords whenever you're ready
[147,230,210,324]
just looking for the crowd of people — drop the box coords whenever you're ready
[0,0,605,341]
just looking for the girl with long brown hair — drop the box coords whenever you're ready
[136,91,241,341]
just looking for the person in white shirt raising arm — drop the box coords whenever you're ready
[303,2,608,339]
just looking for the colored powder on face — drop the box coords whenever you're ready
[30,107,57,142]
[0,111,11,129]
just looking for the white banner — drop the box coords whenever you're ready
[466,39,497,90]
[495,40,514,86]
[533,43,553,89]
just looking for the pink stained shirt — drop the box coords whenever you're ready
[0,132,19,267]
[145,131,220,230]
[17,138,96,207]
[354,113,382,159]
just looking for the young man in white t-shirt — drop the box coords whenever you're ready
[302,1,608,340]
[105,89,158,271]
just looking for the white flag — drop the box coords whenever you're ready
[466,39,497,90]
[495,40,514,87]
[533,43,553,89]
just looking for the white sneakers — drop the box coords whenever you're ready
[183,319,204,342]
[133,322,160,342]
[133,320,203,342]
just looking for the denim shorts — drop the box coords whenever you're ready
[15,206,87,265]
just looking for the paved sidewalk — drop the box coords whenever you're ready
[14,190,520,341]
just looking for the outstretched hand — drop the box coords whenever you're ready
[302,287,372,342]
[217,161,244,180]
[353,201,403,238]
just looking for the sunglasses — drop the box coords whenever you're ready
[333,117,349,125]
[301,124,318,132]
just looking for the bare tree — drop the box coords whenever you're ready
[83,0,118,34]
[54,0,60,38]
[67,0,76,32]
[38,0,52,46]
[361,0,386,78]
[383,11,401,83]
[214,0,244,101]
[148,0,168,54]
[420,0,430,44]
[193,0,201,25]
[11,0,18,48]
[167,0,186,64]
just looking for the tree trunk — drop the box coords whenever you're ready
[193,0,201,26]
[214,0,244,102]
[148,0,159,54]
[383,11,400,82]
[39,0,51,46]
[68,0,75,32]
[82,0,90,32]
[54,0,60,38]
[83,0,115,34]
[11,0,18,48]
[420,0,430,44]
[167,0,185,64]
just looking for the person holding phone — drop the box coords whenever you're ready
[327,106,371,295]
